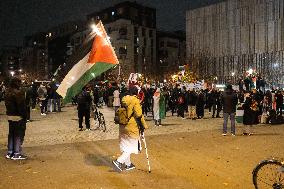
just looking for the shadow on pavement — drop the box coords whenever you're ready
[84,153,113,168]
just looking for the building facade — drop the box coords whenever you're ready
[87,1,157,80]
[0,46,21,78]
[21,21,86,80]
[186,0,284,85]
[157,31,186,78]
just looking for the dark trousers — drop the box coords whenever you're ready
[78,109,90,129]
[40,99,47,113]
[53,98,61,112]
[31,97,37,109]
[26,106,31,120]
[142,102,150,116]
[177,104,185,118]
[223,113,235,134]
[276,105,283,116]
[7,120,26,155]
[212,104,221,117]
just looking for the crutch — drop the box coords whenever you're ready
[141,132,151,173]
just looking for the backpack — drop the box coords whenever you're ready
[114,107,133,125]
[77,92,86,105]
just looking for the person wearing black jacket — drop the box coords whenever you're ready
[77,86,92,131]
[221,85,238,136]
[210,88,222,118]
[275,90,283,116]
[4,77,27,160]
[186,89,198,119]
[23,84,33,121]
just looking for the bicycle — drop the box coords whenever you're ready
[92,105,106,132]
[252,158,284,189]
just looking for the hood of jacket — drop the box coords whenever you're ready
[122,95,139,107]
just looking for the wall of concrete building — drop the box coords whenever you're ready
[157,36,186,78]
[104,19,156,79]
[186,0,284,85]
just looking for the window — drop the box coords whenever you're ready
[135,47,139,54]
[119,27,127,35]
[118,7,124,15]
[167,41,178,48]
[119,47,127,55]
[134,27,138,36]
[142,28,145,36]
[149,30,153,37]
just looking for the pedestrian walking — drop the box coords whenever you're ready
[4,78,28,160]
[37,83,48,115]
[112,86,148,172]
[221,85,238,136]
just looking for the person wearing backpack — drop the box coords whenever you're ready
[37,83,48,115]
[113,86,148,172]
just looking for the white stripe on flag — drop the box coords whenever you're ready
[57,52,92,98]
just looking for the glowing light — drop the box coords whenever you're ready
[216,84,226,88]
[91,24,103,36]
[164,79,167,83]
[231,72,235,76]
[10,71,15,76]
[273,63,279,68]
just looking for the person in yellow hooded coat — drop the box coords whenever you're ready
[113,86,148,171]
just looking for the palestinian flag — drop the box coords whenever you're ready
[57,21,119,103]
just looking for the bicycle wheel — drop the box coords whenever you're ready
[99,113,106,132]
[252,160,284,189]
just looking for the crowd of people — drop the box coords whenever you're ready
[0,77,283,170]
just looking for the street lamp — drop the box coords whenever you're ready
[10,71,15,77]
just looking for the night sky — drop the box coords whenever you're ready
[0,0,223,49]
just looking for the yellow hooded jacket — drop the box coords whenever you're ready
[119,95,148,139]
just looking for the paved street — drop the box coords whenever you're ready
[0,102,226,148]
[0,102,283,189]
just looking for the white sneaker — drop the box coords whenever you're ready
[41,113,46,116]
